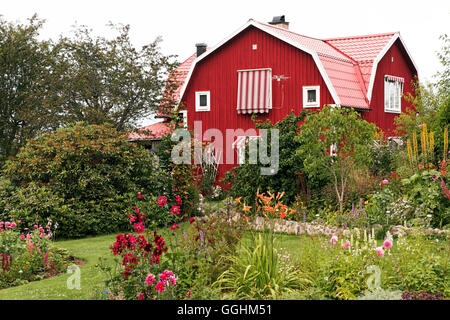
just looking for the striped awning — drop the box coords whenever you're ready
[385,75,404,83]
[236,68,272,114]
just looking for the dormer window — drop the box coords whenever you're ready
[303,86,320,108]
[195,91,210,112]
[384,75,404,113]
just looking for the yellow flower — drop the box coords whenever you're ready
[26,261,30,265]
[364,201,369,205]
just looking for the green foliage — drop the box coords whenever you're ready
[366,169,449,228]
[54,23,178,131]
[214,231,311,299]
[296,105,377,212]
[157,119,201,217]
[0,15,62,163]
[224,111,316,205]
[0,123,170,238]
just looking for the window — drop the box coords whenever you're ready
[303,86,320,108]
[178,110,187,127]
[384,75,404,113]
[236,68,272,114]
[195,91,210,112]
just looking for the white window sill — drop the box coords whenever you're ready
[384,109,401,114]
[303,104,320,108]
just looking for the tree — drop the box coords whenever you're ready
[295,105,377,213]
[0,15,62,163]
[54,23,179,131]
[395,35,450,161]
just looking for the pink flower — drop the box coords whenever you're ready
[187,290,191,298]
[168,276,177,286]
[330,235,338,245]
[11,222,17,228]
[382,179,389,185]
[375,247,385,257]
[137,192,143,199]
[176,195,182,206]
[145,274,155,286]
[159,270,173,282]
[155,281,165,293]
[137,294,145,300]
[170,205,180,216]
[383,239,393,249]
[43,249,49,265]
[170,223,180,231]
[343,240,350,249]
[157,196,167,207]
[133,222,145,234]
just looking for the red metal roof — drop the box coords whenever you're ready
[325,32,397,95]
[128,122,174,140]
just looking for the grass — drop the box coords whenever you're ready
[0,233,117,300]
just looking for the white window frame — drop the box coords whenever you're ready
[178,110,187,127]
[384,76,403,114]
[303,86,320,108]
[195,91,211,112]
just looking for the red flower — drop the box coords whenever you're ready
[133,222,145,234]
[170,223,180,230]
[137,192,143,199]
[137,294,145,300]
[157,196,167,207]
[176,195,182,206]
[155,281,165,293]
[170,205,180,215]
[189,217,195,224]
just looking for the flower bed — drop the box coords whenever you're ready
[0,219,71,289]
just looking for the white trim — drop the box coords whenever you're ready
[195,91,210,112]
[384,75,403,114]
[303,86,320,108]
[366,33,419,103]
[179,110,187,127]
[177,19,341,106]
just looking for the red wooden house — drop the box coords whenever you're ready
[133,16,418,180]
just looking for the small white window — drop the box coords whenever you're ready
[330,143,337,157]
[178,110,187,127]
[384,75,403,113]
[303,86,320,108]
[195,91,210,112]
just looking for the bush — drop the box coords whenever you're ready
[0,123,171,238]
[224,112,327,206]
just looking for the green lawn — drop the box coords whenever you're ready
[0,225,310,300]
[0,233,117,300]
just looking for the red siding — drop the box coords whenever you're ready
[180,26,335,180]
[361,39,417,135]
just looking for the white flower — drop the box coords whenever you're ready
[324,276,328,281]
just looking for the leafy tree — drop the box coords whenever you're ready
[295,105,377,213]
[54,23,179,130]
[0,15,62,163]
[395,35,450,161]
[0,122,171,238]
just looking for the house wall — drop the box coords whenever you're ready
[180,25,335,180]
[361,39,417,136]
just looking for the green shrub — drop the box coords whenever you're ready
[0,123,171,238]
[224,112,328,207]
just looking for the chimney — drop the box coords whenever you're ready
[268,15,289,30]
[196,43,207,57]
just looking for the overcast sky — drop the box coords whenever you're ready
[1,0,448,124]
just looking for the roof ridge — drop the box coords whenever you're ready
[324,31,398,41]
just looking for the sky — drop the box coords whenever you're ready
[1,0,449,124]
